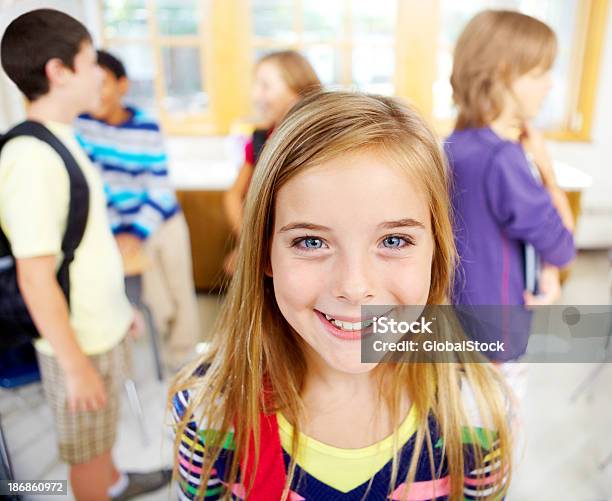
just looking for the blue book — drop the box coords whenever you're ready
[524,242,540,295]
[523,151,543,296]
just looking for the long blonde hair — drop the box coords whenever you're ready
[452,9,556,130]
[171,91,512,500]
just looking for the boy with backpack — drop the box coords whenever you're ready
[0,9,170,500]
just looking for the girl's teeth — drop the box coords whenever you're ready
[327,317,374,331]
[334,319,353,330]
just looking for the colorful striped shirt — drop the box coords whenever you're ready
[171,381,508,500]
[74,107,179,239]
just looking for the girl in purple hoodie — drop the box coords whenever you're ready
[445,10,576,400]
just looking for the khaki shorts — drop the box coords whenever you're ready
[36,337,131,465]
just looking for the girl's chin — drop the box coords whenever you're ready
[297,327,378,374]
[323,356,378,375]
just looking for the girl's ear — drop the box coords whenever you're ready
[264,259,273,277]
[496,61,512,88]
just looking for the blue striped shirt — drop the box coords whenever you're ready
[74,107,179,239]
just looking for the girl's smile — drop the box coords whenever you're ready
[314,308,375,340]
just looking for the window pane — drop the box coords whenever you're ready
[251,0,296,43]
[352,45,395,95]
[434,0,489,122]
[435,0,579,130]
[351,0,396,94]
[303,0,344,43]
[253,47,274,62]
[103,0,148,38]
[161,46,207,114]
[352,0,397,45]
[106,45,156,112]
[302,46,342,87]
[156,0,200,36]
[251,1,397,93]
[523,0,579,130]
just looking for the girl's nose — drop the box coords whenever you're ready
[331,252,375,304]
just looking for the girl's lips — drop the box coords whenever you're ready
[314,309,374,341]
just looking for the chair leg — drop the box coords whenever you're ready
[125,274,164,381]
[141,304,164,382]
[0,414,14,481]
[123,378,149,447]
[569,361,608,402]
[570,311,612,402]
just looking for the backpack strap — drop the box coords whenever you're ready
[251,128,269,166]
[0,120,89,305]
[190,366,287,499]
[240,382,287,500]
[241,411,286,500]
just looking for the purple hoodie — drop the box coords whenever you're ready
[445,127,575,359]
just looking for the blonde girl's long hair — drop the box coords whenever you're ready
[451,9,557,130]
[170,91,512,500]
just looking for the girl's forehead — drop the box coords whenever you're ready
[281,150,425,195]
[274,151,431,228]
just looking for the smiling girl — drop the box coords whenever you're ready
[171,92,512,500]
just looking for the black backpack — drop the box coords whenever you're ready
[0,121,89,348]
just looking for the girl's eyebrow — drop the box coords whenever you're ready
[378,218,426,230]
[278,218,425,233]
[278,222,331,233]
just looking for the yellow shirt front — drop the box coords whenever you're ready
[0,120,133,355]
[277,405,418,493]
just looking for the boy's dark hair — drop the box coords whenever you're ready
[96,50,127,80]
[0,9,91,101]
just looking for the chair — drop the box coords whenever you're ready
[122,250,164,382]
[121,249,167,447]
[0,324,154,479]
[0,343,41,481]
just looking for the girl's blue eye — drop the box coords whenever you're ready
[303,237,323,249]
[383,236,404,248]
[382,235,413,249]
[293,237,326,251]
